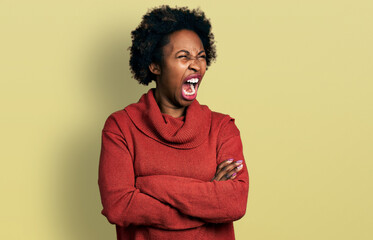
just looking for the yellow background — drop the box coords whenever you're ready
[1,0,372,239]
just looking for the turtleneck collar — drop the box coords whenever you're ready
[124,89,211,149]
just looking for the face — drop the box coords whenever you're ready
[150,29,207,109]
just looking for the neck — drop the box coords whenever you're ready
[154,89,186,118]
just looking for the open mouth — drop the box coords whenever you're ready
[182,77,200,100]
[182,78,199,95]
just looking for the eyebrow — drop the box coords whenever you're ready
[176,50,206,55]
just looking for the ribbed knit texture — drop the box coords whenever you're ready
[125,89,211,149]
[98,89,249,240]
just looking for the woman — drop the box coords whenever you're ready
[98,5,249,240]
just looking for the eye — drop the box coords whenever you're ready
[177,55,188,59]
[199,55,207,59]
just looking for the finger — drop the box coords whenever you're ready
[216,158,234,172]
[219,160,241,174]
[230,172,237,179]
[215,164,236,180]
[218,161,244,181]
[213,159,234,181]
[215,161,241,181]
[220,172,234,181]
[227,165,244,180]
[227,161,244,179]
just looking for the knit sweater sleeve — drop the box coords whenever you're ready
[135,119,249,223]
[98,116,205,230]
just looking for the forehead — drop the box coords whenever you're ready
[164,29,204,53]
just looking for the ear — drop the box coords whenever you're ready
[149,62,161,75]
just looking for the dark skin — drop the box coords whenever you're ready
[211,159,244,181]
[149,29,243,180]
[149,29,206,118]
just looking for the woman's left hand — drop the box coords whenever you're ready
[211,159,244,181]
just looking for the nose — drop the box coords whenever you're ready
[188,58,201,72]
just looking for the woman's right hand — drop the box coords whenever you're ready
[211,159,244,181]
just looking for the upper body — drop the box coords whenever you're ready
[99,89,248,239]
[98,5,249,240]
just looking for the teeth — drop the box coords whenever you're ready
[186,78,199,84]
[183,84,196,96]
[183,78,198,97]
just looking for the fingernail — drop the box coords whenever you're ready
[235,160,243,164]
[231,172,237,177]
[237,164,243,170]
[226,158,234,162]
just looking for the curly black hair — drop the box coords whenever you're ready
[129,5,217,85]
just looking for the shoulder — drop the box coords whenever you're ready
[102,109,131,135]
[210,110,240,139]
[198,103,232,125]
[211,111,232,124]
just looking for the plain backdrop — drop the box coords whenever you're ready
[1,0,372,239]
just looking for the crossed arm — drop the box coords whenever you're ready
[99,130,205,230]
[136,133,249,223]
[98,117,248,229]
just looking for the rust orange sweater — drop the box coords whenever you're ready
[98,89,249,240]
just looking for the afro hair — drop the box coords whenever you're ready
[129,5,217,85]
